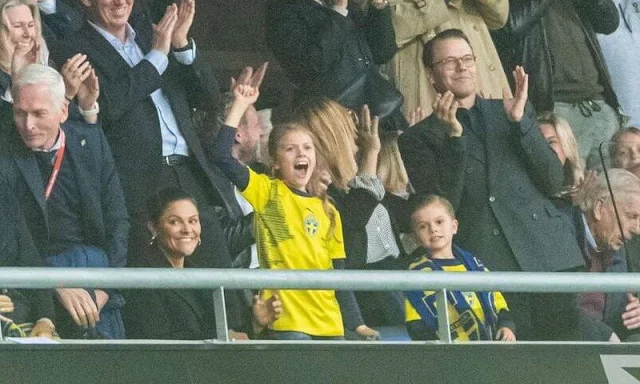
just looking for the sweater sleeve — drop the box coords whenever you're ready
[333,259,364,330]
[210,125,250,191]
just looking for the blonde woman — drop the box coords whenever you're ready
[0,0,98,123]
[537,111,585,197]
[297,98,407,328]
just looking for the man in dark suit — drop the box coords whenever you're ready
[399,29,586,340]
[50,0,253,267]
[575,169,640,342]
[0,64,129,338]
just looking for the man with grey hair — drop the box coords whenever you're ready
[576,169,640,341]
[0,64,129,339]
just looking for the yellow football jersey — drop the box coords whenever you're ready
[242,168,346,336]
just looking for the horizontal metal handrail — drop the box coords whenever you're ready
[0,268,638,293]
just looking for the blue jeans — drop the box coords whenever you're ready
[45,245,125,339]
[268,330,345,341]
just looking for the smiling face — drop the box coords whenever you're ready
[412,201,458,259]
[13,82,68,150]
[273,129,316,192]
[615,131,640,178]
[429,37,477,101]
[151,199,201,263]
[4,4,35,51]
[82,0,132,40]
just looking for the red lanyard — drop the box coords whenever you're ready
[44,130,66,200]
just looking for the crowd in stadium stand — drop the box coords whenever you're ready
[0,0,640,343]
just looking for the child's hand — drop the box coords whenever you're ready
[224,84,260,128]
[495,327,516,342]
[233,84,260,107]
[355,324,380,341]
[252,291,282,334]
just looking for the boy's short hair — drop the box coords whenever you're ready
[410,194,456,222]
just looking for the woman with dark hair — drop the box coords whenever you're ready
[123,187,280,340]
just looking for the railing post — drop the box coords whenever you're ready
[212,287,229,342]
[436,289,452,344]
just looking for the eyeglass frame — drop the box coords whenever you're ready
[430,54,477,71]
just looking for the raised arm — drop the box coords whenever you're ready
[209,85,260,191]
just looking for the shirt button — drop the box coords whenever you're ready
[493,228,500,236]
[466,167,473,174]
[532,213,538,220]
[489,196,496,202]
[489,64,496,71]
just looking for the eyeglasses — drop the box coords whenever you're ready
[431,54,476,70]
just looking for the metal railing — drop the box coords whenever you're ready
[1,268,639,343]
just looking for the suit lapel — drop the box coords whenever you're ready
[81,23,137,73]
[14,154,47,216]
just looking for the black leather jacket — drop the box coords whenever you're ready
[492,0,621,112]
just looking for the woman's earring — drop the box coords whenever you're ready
[149,235,156,246]
[198,237,202,246]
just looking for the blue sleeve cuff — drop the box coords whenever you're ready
[145,49,169,75]
[172,39,196,65]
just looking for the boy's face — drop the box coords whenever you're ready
[412,202,458,259]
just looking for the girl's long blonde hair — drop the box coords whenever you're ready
[0,0,45,72]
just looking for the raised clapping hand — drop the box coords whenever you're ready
[495,327,516,341]
[61,54,93,100]
[502,65,529,123]
[11,39,40,77]
[433,91,463,138]
[357,105,381,156]
[76,68,100,111]
[172,0,195,49]
[152,4,178,55]
[56,288,100,329]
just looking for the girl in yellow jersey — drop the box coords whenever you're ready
[211,84,376,340]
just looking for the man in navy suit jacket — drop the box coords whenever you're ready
[0,64,129,339]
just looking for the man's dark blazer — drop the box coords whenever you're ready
[0,173,55,323]
[50,19,243,220]
[399,98,585,273]
[0,117,129,268]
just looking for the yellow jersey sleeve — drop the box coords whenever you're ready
[241,168,274,212]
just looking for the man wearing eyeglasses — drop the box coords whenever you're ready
[399,29,586,341]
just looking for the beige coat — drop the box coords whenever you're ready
[386,0,510,116]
